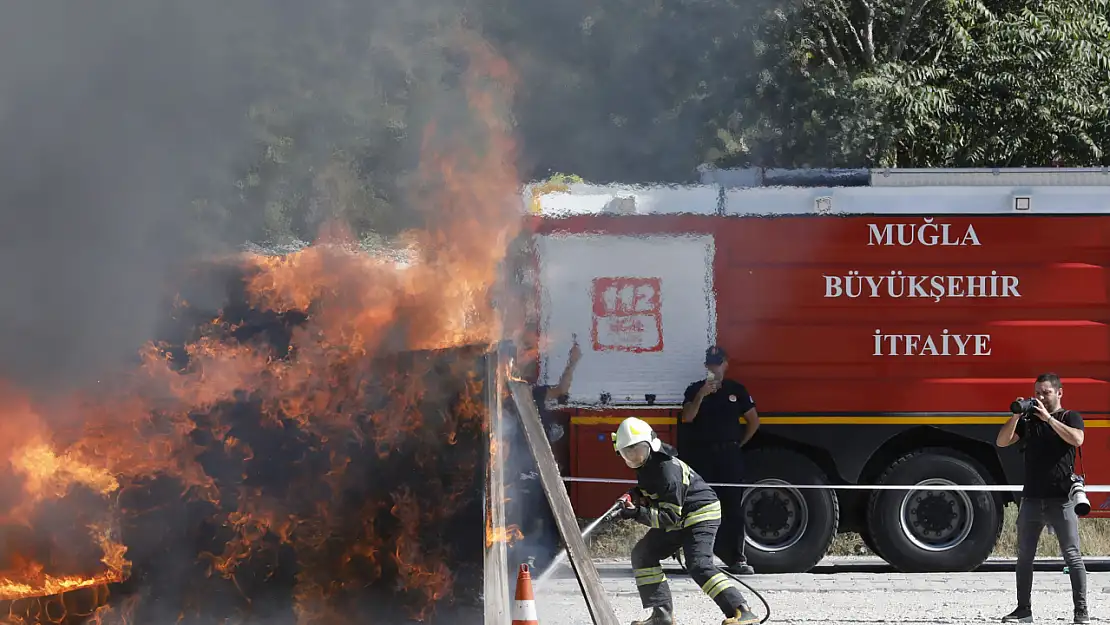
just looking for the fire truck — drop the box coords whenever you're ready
[510,167,1110,575]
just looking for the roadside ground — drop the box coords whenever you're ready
[531,557,1107,625]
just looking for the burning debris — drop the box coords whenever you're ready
[0,34,522,625]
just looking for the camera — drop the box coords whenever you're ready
[1010,397,1038,415]
[1069,475,1091,516]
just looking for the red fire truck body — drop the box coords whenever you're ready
[514,168,1110,574]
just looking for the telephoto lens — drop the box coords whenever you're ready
[1069,478,1091,516]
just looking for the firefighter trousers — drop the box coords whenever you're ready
[631,518,747,617]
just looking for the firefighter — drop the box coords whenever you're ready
[612,417,759,625]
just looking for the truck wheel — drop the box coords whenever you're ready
[740,448,839,574]
[866,448,1002,573]
[860,528,884,558]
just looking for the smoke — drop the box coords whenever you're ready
[0,2,520,623]
[484,0,779,183]
[0,2,234,392]
[0,0,499,394]
[0,0,784,398]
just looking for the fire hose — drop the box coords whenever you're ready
[595,498,772,624]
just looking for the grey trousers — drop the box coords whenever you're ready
[1015,497,1087,609]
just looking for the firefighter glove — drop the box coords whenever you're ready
[617,505,640,520]
[626,487,648,505]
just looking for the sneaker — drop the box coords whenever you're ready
[1001,607,1032,623]
[722,604,759,625]
[726,563,755,575]
[1074,607,1089,624]
[631,606,673,625]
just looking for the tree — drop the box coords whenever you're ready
[710,0,1110,168]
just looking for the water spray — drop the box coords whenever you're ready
[536,500,623,586]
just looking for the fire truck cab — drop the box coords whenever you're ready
[512,167,1110,574]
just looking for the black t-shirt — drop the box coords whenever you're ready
[1014,409,1084,498]
[682,378,756,446]
[533,384,552,419]
[507,385,556,475]
[532,384,570,472]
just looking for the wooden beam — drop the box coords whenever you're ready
[508,380,620,625]
[484,356,511,625]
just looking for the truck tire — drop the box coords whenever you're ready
[860,527,884,559]
[740,448,839,574]
[866,448,1002,573]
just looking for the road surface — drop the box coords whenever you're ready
[531,557,1106,624]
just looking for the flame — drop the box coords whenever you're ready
[0,528,128,601]
[485,523,524,549]
[0,29,521,625]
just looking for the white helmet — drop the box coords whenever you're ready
[611,417,662,468]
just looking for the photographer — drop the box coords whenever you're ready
[995,373,1087,624]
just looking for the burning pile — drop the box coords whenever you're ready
[0,35,521,625]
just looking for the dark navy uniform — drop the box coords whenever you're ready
[682,375,757,570]
[623,443,751,620]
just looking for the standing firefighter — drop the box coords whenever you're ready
[612,417,759,625]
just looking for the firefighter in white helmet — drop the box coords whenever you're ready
[612,417,758,625]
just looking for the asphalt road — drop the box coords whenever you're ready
[531,557,1106,624]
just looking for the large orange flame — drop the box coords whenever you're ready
[0,30,522,625]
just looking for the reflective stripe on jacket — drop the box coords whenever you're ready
[632,450,721,531]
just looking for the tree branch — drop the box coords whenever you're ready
[933,42,946,63]
[814,11,849,72]
[816,40,841,69]
[828,0,868,63]
[892,0,932,60]
[859,0,876,66]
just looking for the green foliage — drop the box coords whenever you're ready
[190,0,479,244]
[711,0,1110,168]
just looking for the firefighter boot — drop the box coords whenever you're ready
[630,606,673,625]
[722,604,759,625]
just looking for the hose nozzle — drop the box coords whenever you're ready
[602,499,624,521]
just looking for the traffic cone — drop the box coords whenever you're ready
[512,563,539,625]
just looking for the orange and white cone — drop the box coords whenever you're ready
[512,563,539,625]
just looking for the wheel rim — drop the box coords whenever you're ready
[742,479,809,552]
[898,478,974,552]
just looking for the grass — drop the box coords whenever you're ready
[583,504,1110,560]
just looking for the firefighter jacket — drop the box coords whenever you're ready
[629,447,722,531]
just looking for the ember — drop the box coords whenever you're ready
[0,33,521,625]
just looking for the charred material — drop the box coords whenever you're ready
[113,351,487,624]
[2,257,491,625]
